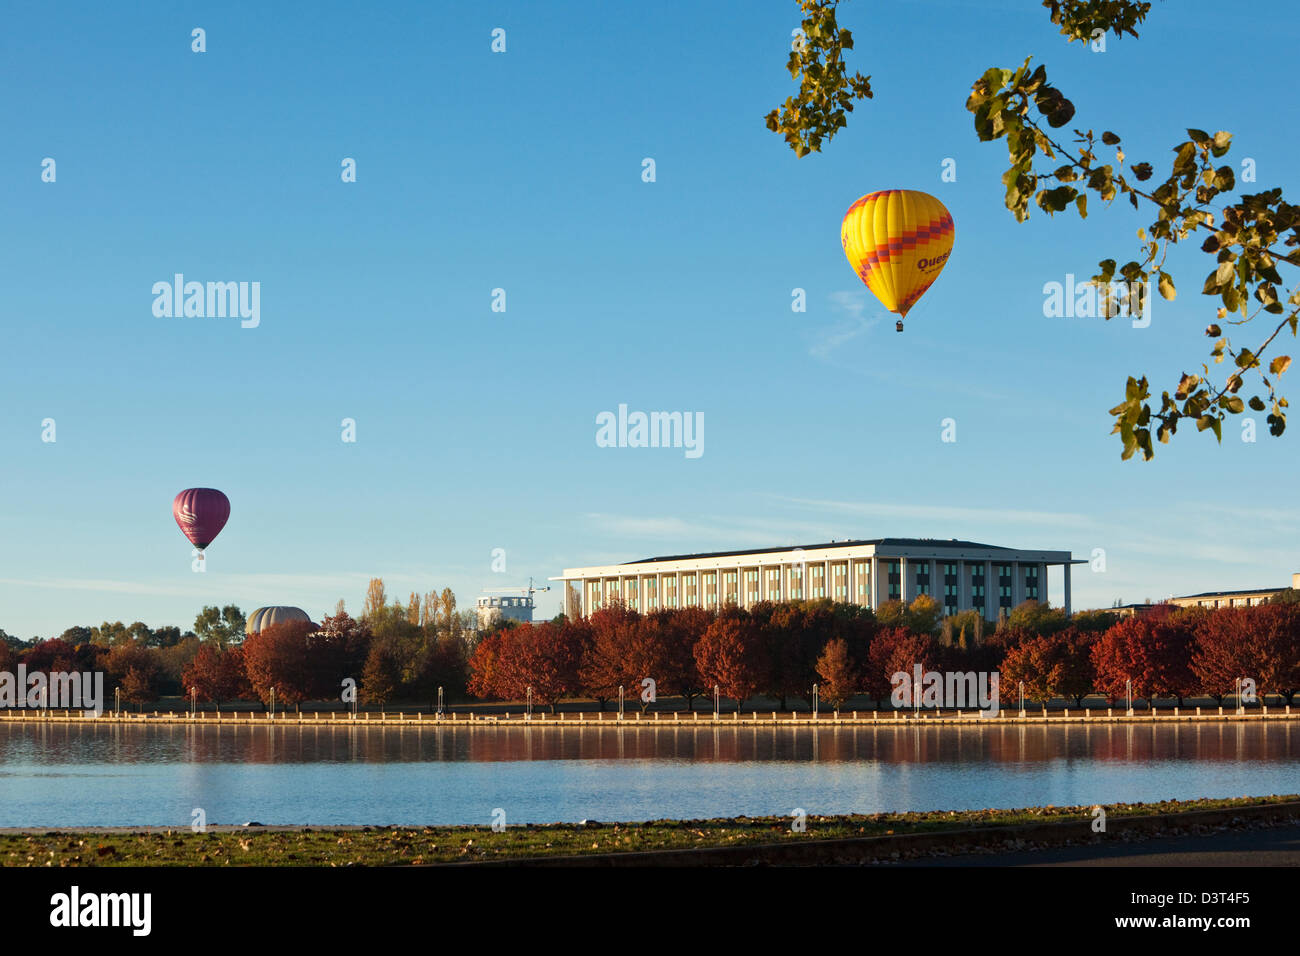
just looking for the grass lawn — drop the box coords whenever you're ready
[2,795,1295,866]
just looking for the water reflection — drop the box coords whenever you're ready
[1,720,1291,766]
[0,722,1292,827]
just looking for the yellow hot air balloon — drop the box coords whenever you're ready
[841,189,955,332]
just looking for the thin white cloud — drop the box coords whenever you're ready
[0,571,442,603]
[0,578,201,598]
[581,513,836,551]
[809,291,877,360]
[766,494,1096,529]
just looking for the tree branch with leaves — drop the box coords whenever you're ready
[768,0,1298,460]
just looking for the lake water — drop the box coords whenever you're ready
[0,721,1295,827]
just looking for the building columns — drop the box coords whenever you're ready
[984,560,994,621]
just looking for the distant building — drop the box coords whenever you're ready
[556,538,1083,619]
[1167,572,1300,610]
[475,595,535,630]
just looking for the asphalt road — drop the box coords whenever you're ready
[904,823,1300,866]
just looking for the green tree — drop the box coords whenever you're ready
[90,621,130,646]
[769,0,1297,459]
[58,626,93,645]
[193,605,245,647]
[1007,600,1069,637]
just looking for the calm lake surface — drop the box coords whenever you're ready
[0,721,1295,827]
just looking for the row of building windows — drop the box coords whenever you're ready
[584,560,1046,614]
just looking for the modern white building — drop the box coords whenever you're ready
[556,538,1082,620]
[1167,572,1300,610]
[475,595,535,630]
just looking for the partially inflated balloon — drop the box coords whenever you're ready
[246,606,311,637]
[173,488,230,550]
[841,189,955,330]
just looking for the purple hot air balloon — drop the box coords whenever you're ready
[173,488,230,550]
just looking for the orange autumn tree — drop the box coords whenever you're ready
[815,637,858,711]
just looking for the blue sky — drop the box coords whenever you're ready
[2,0,1297,638]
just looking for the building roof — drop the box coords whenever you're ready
[1173,586,1286,600]
[626,537,1010,565]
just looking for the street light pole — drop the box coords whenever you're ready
[618,685,624,719]
[713,684,719,719]
[812,683,819,718]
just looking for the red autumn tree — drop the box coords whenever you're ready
[241,619,316,710]
[581,609,686,711]
[579,602,643,707]
[694,607,768,712]
[22,638,77,673]
[310,611,371,701]
[863,626,938,704]
[490,621,582,713]
[1244,604,1300,704]
[1091,614,1197,706]
[653,606,713,711]
[104,643,163,709]
[181,644,251,707]
[579,606,639,712]
[760,601,830,710]
[1190,607,1259,703]
[999,627,1096,706]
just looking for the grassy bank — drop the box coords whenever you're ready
[3,795,1295,866]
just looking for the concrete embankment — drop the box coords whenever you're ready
[2,707,1295,728]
